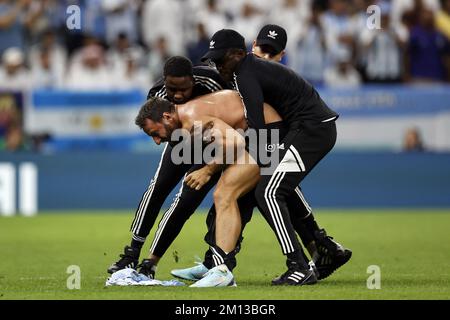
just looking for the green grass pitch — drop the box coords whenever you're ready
[1,210,449,300]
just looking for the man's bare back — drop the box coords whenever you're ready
[176,90,281,131]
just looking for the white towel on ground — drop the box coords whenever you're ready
[105,268,185,287]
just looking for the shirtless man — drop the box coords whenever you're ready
[135,90,281,286]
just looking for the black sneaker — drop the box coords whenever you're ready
[314,229,352,280]
[138,259,157,279]
[272,267,317,286]
[107,245,140,274]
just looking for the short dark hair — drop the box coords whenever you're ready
[257,44,279,56]
[163,56,193,77]
[135,97,175,128]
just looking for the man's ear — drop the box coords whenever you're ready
[275,50,285,62]
[251,40,257,53]
[162,112,172,121]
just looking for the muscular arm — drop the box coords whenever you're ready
[184,116,251,190]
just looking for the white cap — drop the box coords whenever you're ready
[2,47,24,66]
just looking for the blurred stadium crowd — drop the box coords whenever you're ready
[1,0,450,151]
[0,0,449,91]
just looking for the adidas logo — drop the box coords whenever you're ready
[209,40,215,49]
[267,30,278,39]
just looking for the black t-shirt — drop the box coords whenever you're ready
[231,54,338,130]
[147,65,228,100]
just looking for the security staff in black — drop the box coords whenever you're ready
[201,29,351,285]
[108,55,333,280]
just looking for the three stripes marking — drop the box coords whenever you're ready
[264,145,307,254]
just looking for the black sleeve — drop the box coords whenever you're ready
[235,71,266,129]
[147,77,166,100]
[193,66,229,91]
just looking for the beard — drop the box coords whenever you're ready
[164,121,183,145]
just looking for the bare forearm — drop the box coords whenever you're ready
[203,163,225,175]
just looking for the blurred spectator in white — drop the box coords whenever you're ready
[215,0,246,20]
[407,8,450,82]
[232,2,266,45]
[148,36,172,81]
[195,0,228,38]
[65,44,116,91]
[349,0,373,80]
[236,0,275,14]
[141,0,184,54]
[30,47,60,88]
[360,2,407,82]
[0,47,30,90]
[107,32,145,76]
[291,3,327,86]
[217,0,274,20]
[115,47,151,91]
[69,34,104,71]
[187,22,211,64]
[321,0,355,67]
[436,0,450,40]
[26,0,61,45]
[101,0,139,45]
[0,0,43,56]
[29,29,67,88]
[402,127,425,152]
[324,51,362,87]
[267,0,311,58]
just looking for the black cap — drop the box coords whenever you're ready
[255,24,287,54]
[201,29,246,62]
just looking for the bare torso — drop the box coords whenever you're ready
[176,90,281,130]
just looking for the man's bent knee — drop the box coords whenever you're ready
[213,188,238,206]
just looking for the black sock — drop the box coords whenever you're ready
[302,215,321,238]
[210,245,237,270]
[130,239,144,250]
[286,250,309,269]
[294,221,315,251]
[203,249,214,269]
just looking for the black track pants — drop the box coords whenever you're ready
[255,121,337,255]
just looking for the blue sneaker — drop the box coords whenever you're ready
[189,264,236,288]
[171,263,209,281]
